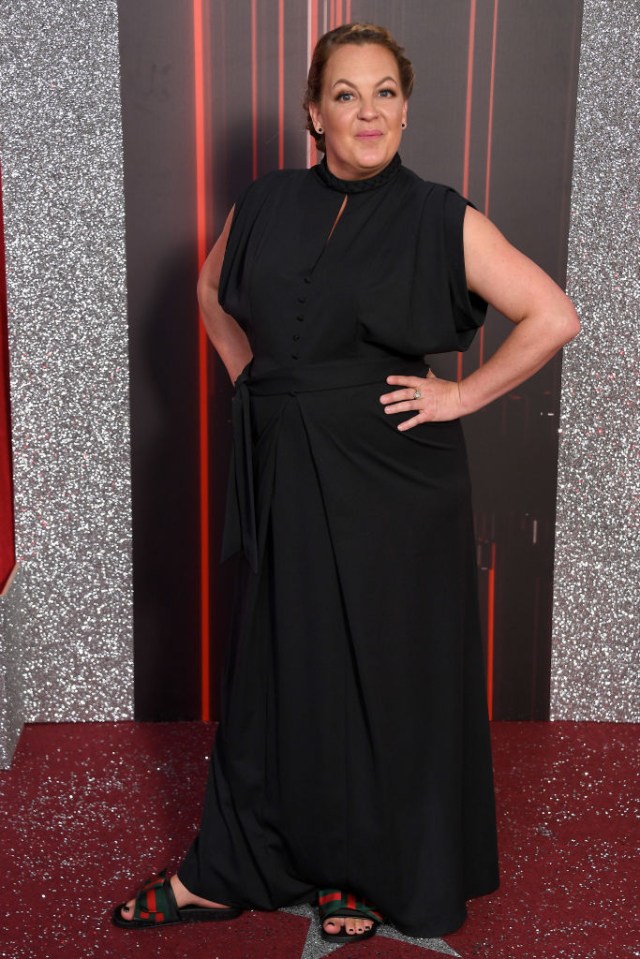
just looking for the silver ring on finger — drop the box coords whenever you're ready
[413,389,422,400]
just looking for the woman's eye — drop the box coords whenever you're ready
[378,88,396,98]
[335,91,354,102]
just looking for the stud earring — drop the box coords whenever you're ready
[401,121,407,129]
[316,126,323,134]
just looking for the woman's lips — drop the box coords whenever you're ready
[356,130,383,138]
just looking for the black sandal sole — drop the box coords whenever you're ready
[112,903,243,928]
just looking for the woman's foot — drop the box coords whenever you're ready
[318,890,382,942]
[117,873,231,923]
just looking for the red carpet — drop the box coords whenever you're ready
[0,721,636,958]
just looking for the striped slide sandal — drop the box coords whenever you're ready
[112,870,243,929]
[318,888,383,943]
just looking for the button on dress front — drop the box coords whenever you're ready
[178,155,500,938]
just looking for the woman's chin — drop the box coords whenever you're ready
[354,137,386,156]
[326,141,397,179]
[357,154,394,175]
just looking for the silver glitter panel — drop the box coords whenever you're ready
[0,565,26,767]
[0,2,133,722]
[551,0,640,720]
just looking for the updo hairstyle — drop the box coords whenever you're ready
[303,23,415,153]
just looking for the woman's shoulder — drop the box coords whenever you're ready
[398,164,467,204]
[397,166,479,232]
[235,167,309,204]
[228,168,310,229]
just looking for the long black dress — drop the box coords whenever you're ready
[178,154,499,938]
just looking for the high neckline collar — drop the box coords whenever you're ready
[314,153,401,194]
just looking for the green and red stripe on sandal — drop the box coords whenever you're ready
[112,871,242,928]
[318,889,384,942]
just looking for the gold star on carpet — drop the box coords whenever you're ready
[281,904,461,958]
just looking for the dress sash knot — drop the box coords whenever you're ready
[221,355,429,572]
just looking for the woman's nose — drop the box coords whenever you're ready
[357,99,379,120]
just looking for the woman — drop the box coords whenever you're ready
[114,23,579,942]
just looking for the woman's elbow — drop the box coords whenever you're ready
[525,296,580,352]
[559,300,581,345]
[197,269,219,313]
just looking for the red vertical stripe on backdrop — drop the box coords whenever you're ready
[251,0,259,179]
[193,0,211,722]
[477,0,499,367]
[459,0,477,383]
[308,0,319,167]
[484,0,499,218]
[486,541,496,719]
[278,0,285,168]
[310,0,319,63]
[462,0,476,199]
[0,167,16,593]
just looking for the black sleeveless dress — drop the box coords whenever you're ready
[178,154,499,938]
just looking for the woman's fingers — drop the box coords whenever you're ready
[381,390,422,406]
[380,375,430,419]
[379,375,426,404]
[379,373,461,426]
[395,413,425,432]
[383,399,421,415]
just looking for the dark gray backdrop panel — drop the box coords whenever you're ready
[119,0,582,720]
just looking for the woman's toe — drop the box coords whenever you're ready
[323,915,374,937]
[118,900,135,921]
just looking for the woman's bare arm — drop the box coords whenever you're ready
[380,206,580,427]
[456,207,580,414]
[197,207,253,385]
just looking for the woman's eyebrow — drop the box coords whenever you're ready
[331,75,398,88]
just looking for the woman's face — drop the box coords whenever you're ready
[309,43,408,180]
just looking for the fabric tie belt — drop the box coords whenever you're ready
[222,356,429,572]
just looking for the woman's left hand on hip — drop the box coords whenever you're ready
[380,371,463,429]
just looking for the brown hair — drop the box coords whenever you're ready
[303,23,415,153]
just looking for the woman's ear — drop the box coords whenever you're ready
[308,102,323,134]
